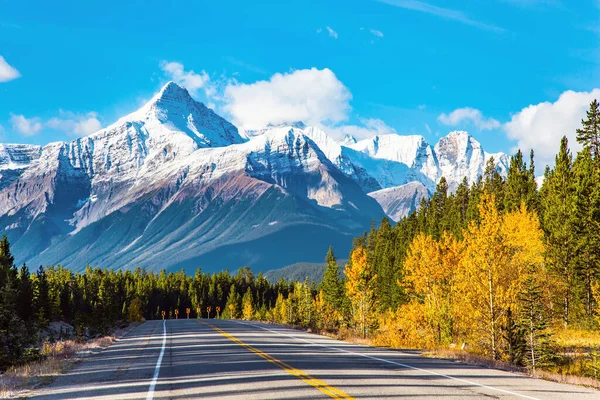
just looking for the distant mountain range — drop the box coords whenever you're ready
[0,82,508,273]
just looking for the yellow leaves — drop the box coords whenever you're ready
[345,246,378,337]
[403,232,461,346]
[393,192,547,356]
[502,202,544,271]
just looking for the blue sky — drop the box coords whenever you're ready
[1,0,599,167]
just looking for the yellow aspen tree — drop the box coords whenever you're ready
[460,192,513,360]
[313,289,337,331]
[404,232,461,346]
[242,288,254,320]
[345,246,378,338]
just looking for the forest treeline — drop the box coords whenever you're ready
[1,101,600,376]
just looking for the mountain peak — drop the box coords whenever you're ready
[340,134,357,146]
[445,130,472,139]
[151,81,193,105]
[265,121,307,130]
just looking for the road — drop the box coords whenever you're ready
[27,319,599,399]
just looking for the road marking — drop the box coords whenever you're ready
[200,320,354,400]
[234,321,541,400]
[146,320,166,400]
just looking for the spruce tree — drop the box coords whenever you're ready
[519,269,555,373]
[0,235,15,285]
[541,137,577,326]
[572,147,600,318]
[576,99,600,159]
[16,264,35,325]
[225,284,240,319]
[35,266,51,328]
[484,157,505,211]
[321,246,342,309]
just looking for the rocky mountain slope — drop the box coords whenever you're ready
[0,82,508,272]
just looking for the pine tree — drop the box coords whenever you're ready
[0,235,15,285]
[541,137,577,326]
[576,99,600,159]
[321,246,343,309]
[503,307,525,366]
[572,147,600,318]
[0,237,30,368]
[484,157,505,211]
[16,264,35,325]
[225,284,240,319]
[35,266,51,328]
[519,268,555,373]
[504,150,536,212]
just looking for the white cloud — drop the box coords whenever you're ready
[327,118,397,141]
[438,107,500,130]
[46,110,102,136]
[424,123,432,134]
[10,114,42,136]
[0,56,20,83]
[224,68,352,129]
[376,0,504,33]
[10,110,102,137]
[160,61,211,96]
[503,89,600,168]
[326,26,338,39]
[370,29,384,38]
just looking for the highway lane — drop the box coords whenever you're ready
[28,319,600,399]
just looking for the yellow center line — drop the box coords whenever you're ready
[199,320,354,399]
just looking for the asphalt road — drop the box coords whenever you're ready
[27,319,599,399]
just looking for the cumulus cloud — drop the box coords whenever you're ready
[46,110,102,136]
[326,26,339,39]
[370,29,384,38]
[503,89,600,168]
[327,118,397,141]
[10,110,102,137]
[0,56,20,82]
[224,68,352,129]
[10,114,42,136]
[438,107,500,130]
[160,61,212,97]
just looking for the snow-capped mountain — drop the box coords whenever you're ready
[0,82,508,272]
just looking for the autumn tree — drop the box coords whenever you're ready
[460,193,513,359]
[403,232,460,346]
[345,246,378,338]
[242,288,254,320]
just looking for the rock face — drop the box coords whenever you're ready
[0,82,508,273]
[368,182,430,222]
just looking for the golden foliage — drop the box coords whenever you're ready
[388,194,548,360]
[345,246,378,338]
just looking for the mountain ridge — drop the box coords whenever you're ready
[0,82,509,272]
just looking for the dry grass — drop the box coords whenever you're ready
[0,330,127,398]
[554,329,600,349]
[423,348,526,373]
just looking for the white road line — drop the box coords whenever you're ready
[233,320,540,400]
[146,320,167,400]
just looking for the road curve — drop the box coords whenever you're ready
[28,319,599,399]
